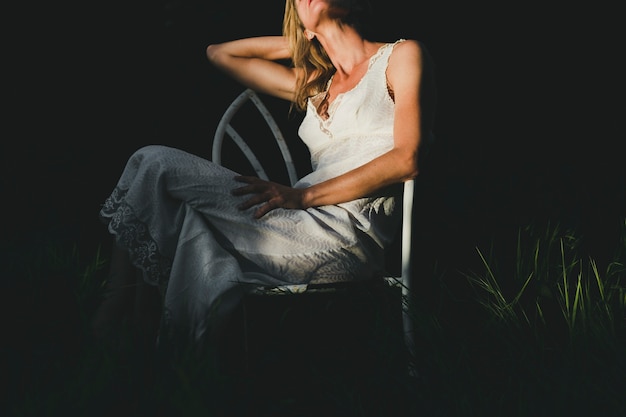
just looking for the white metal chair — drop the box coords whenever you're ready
[212,88,416,374]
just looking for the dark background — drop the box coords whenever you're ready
[3,0,623,273]
[1,3,623,414]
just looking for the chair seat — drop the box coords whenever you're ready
[244,276,403,296]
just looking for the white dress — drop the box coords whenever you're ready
[100,40,405,343]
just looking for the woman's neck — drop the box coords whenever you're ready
[314,28,379,78]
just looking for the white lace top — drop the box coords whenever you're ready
[296,39,405,248]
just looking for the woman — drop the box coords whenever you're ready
[93,0,436,352]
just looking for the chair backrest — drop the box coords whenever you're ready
[212,88,299,186]
[212,88,416,364]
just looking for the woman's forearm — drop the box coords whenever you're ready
[206,36,296,100]
[302,147,419,208]
[206,36,290,65]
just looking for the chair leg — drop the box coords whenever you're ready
[241,298,250,373]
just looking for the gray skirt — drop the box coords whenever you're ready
[100,145,387,342]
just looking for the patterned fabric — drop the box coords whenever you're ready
[100,40,405,342]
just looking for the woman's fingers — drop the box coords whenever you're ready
[231,175,302,218]
[237,193,270,210]
[232,176,277,216]
[231,175,263,195]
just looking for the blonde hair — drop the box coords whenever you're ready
[283,0,335,112]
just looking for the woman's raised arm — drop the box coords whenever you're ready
[206,36,299,102]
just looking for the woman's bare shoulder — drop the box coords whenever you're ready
[386,39,425,79]
[391,39,423,61]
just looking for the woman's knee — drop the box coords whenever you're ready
[126,145,174,173]
[132,144,171,160]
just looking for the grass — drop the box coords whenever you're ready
[2,219,625,416]
[451,220,626,416]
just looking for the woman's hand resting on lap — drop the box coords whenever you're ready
[232,175,306,219]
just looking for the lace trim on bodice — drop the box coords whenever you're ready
[308,40,403,138]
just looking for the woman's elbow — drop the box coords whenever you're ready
[405,166,419,181]
[206,44,218,64]
[400,153,420,181]
[206,44,227,67]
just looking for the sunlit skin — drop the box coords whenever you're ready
[207,0,424,219]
